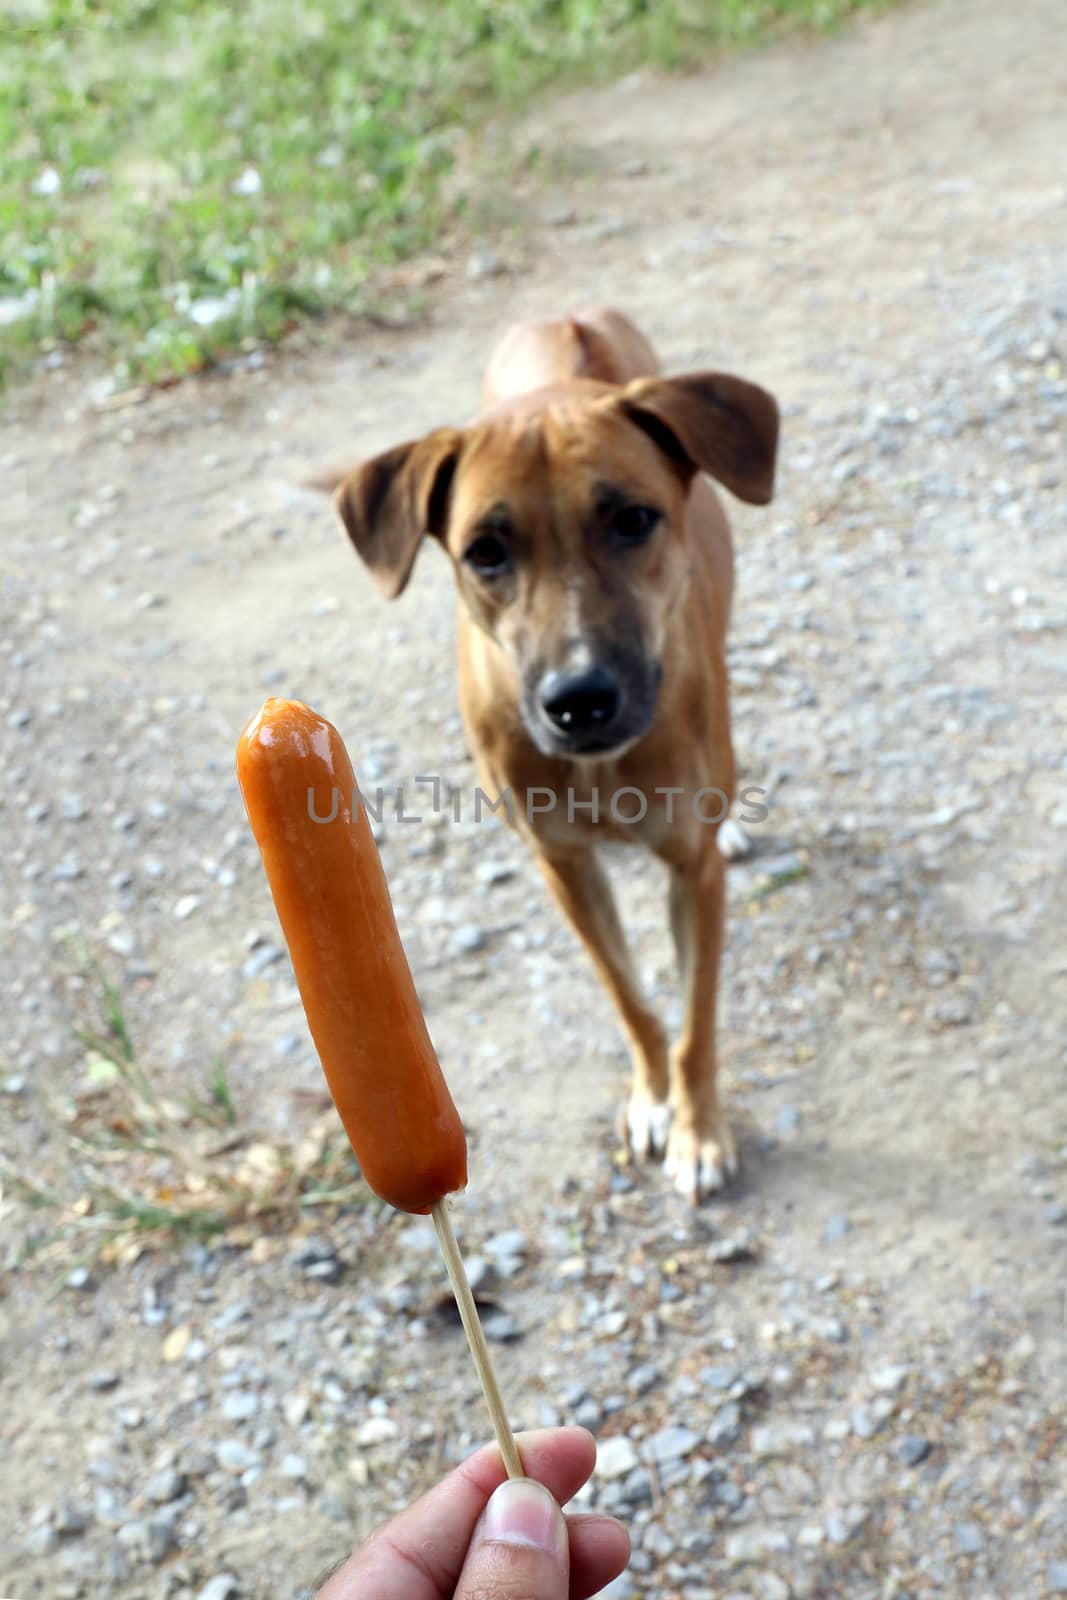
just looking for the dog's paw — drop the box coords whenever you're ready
[626,1093,671,1161]
[664,1119,738,1202]
[717,818,753,862]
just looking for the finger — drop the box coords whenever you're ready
[316,1427,597,1600]
[567,1513,632,1600]
[453,1478,569,1600]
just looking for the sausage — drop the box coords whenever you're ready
[236,698,468,1213]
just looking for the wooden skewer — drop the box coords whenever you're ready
[431,1199,523,1479]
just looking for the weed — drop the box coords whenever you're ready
[1,960,368,1271]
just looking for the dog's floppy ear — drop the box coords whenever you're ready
[333,427,464,599]
[618,373,779,505]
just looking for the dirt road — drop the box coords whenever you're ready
[3,0,1065,1596]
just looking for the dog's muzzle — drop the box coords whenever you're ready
[528,659,661,757]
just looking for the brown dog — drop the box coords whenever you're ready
[329,308,778,1200]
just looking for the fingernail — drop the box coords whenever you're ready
[482,1479,563,1553]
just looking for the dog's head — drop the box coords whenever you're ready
[330,373,778,759]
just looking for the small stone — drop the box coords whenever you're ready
[476,859,515,886]
[1048,1561,1067,1593]
[486,1229,527,1260]
[825,1506,867,1546]
[452,923,487,954]
[282,1391,311,1428]
[751,1420,816,1457]
[88,1370,121,1393]
[870,1364,909,1393]
[173,895,200,920]
[483,1309,521,1342]
[895,1435,931,1467]
[54,1503,90,1537]
[822,1213,851,1244]
[162,1325,192,1364]
[850,1405,877,1440]
[707,1402,742,1446]
[710,1231,759,1264]
[467,247,506,279]
[627,1363,661,1396]
[117,1513,177,1564]
[197,1578,239,1600]
[754,1576,791,1600]
[221,1390,259,1423]
[67,1265,93,1291]
[596,1436,640,1479]
[775,1104,801,1136]
[216,1439,260,1472]
[1043,1201,1067,1226]
[953,1522,983,1555]
[356,1416,400,1447]
[24,1522,59,1556]
[280,1453,307,1480]
[724,1526,790,1562]
[242,942,284,977]
[146,1467,187,1504]
[644,1426,700,1465]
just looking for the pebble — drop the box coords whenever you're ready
[467,247,506,279]
[626,1362,661,1396]
[24,1523,59,1556]
[644,1426,700,1465]
[356,1416,400,1446]
[707,1402,742,1446]
[216,1439,260,1472]
[954,1521,983,1555]
[896,1435,932,1466]
[483,1309,521,1342]
[751,1420,816,1457]
[116,1512,177,1563]
[146,1467,187,1504]
[850,1404,878,1439]
[221,1390,260,1423]
[596,1436,640,1479]
[197,1578,239,1600]
[173,894,201,920]
[822,1213,851,1244]
[870,1363,909,1392]
[54,1503,90,1537]
[280,1453,307,1480]
[1048,1561,1067,1593]
[724,1526,790,1562]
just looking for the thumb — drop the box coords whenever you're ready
[454,1477,569,1600]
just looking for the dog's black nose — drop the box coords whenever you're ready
[538,666,622,736]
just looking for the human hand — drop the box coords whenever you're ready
[316,1425,630,1600]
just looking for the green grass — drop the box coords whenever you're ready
[2,0,885,384]
[2,960,368,1270]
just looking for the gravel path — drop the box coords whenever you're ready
[2,0,1065,1596]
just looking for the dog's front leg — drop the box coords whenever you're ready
[535,848,671,1159]
[664,849,737,1200]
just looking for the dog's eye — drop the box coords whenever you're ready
[611,505,660,547]
[464,533,512,577]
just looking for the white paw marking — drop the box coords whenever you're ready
[664,1126,738,1201]
[718,818,753,862]
[627,1096,671,1160]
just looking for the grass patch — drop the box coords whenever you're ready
[2,0,887,384]
[1,959,369,1272]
